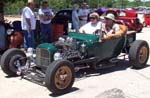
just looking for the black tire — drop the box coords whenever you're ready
[45,60,75,95]
[1,48,26,76]
[137,28,142,33]
[129,40,149,69]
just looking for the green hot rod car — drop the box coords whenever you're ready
[0,32,149,94]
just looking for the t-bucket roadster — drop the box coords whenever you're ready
[0,31,149,94]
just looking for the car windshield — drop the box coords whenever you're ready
[118,11,126,16]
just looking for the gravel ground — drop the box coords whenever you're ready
[0,27,150,98]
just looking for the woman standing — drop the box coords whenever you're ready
[72,3,80,32]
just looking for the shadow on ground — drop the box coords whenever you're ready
[49,87,79,97]
[75,60,150,81]
[75,60,131,80]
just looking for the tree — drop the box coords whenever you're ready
[133,0,142,7]
[2,0,150,15]
[0,0,4,22]
[113,0,129,8]
[4,0,25,15]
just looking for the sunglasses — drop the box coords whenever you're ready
[90,17,96,20]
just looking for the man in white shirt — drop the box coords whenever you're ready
[79,12,102,34]
[21,0,36,49]
[38,0,54,43]
[78,2,90,27]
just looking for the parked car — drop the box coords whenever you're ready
[106,9,143,32]
[0,20,23,53]
[51,9,72,41]
[1,28,149,94]
[143,14,150,26]
[143,11,150,27]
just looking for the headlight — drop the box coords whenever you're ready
[54,52,62,60]
[7,29,13,35]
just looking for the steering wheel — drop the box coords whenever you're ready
[94,29,107,36]
[93,29,107,42]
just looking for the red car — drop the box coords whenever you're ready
[106,9,143,32]
[143,13,150,27]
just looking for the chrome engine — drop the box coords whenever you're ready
[54,36,84,61]
[36,36,87,67]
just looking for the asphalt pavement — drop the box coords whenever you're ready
[0,27,150,98]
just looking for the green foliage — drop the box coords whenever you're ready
[47,0,72,10]
[3,0,150,15]
[4,0,25,15]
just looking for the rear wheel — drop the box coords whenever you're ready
[129,40,149,69]
[45,60,75,95]
[1,48,26,76]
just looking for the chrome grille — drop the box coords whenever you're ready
[36,48,51,66]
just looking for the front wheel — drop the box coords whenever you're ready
[45,60,75,95]
[129,40,149,69]
[1,48,26,76]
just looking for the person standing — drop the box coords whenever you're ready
[38,0,54,43]
[72,3,80,32]
[0,24,5,49]
[78,2,90,27]
[21,0,36,49]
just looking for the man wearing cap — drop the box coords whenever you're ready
[38,0,54,43]
[78,2,90,27]
[79,12,102,34]
[21,0,36,49]
[101,13,127,41]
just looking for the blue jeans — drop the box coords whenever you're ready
[40,23,52,43]
[0,25,6,49]
[23,30,35,49]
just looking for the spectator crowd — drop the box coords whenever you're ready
[21,0,126,50]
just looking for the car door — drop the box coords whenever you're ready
[87,37,125,61]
